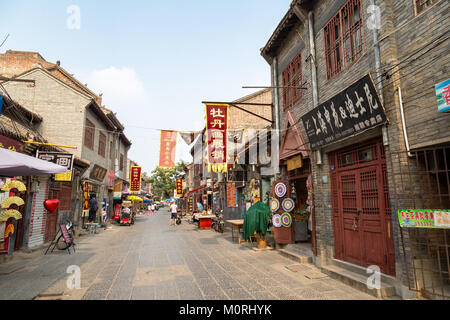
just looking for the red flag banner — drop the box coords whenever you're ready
[130,166,142,194]
[159,130,177,168]
[205,104,229,173]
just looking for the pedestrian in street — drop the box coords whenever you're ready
[147,204,151,216]
[151,204,156,216]
[170,201,178,227]
[88,194,98,223]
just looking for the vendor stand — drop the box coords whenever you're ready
[225,219,244,244]
[197,214,216,230]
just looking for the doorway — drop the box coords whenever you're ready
[329,139,395,276]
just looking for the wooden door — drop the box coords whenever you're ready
[330,140,395,275]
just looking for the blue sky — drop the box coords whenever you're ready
[1,0,291,174]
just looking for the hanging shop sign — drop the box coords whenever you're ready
[159,130,177,168]
[107,170,115,189]
[287,155,303,171]
[0,135,24,153]
[176,179,183,197]
[90,164,107,182]
[82,181,89,216]
[0,95,3,115]
[302,74,387,150]
[435,79,450,113]
[129,166,142,194]
[226,182,237,207]
[398,209,450,229]
[37,151,74,182]
[205,104,229,173]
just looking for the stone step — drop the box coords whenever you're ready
[330,258,397,286]
[277,248,313,264]
[320,264,397,299]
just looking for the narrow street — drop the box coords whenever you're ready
[0,208,374,300]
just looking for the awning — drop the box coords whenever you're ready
[0,148,67,176]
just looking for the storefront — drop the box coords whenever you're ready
[301,74,392,273]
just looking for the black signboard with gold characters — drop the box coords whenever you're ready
[302,74,387,150]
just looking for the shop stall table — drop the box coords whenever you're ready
[225,219,245,244]
[198,215,216,229]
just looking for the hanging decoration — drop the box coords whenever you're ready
[43,199,60,213]
[274,182,287,198]
[205,104,229,173]
[1,196,24,209]
[179,131,202,146]
[1,180,26,192]
[0,209,22,222]
[282,198,295,212]
[270,199,280,212]
[159,130,177,168]
[272,214,282,228]
[281,213,293,228]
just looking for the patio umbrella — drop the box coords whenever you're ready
[0,148,67,176]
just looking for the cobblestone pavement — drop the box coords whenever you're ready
[0,208,375,300]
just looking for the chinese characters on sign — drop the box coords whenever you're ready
[435,79,450,113]
[37,151,74,181]
[89,165,107,182]
[301,75,387,150]
[83,181,89,216]
[0,135,24,153]
[398,210,450,229]
[205,104,228,173]
[176,179,183,197]
[130,166,142,194]
[226,182,237,207]
[159,130,177,168]
[108,170,115,189]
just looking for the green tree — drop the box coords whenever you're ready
[145,161,186,200]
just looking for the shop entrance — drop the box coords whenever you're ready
[330,139,395,276]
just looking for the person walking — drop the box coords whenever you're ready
[170,201,178,227]
[88,194,98,223]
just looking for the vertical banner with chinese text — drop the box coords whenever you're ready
[130,166,142,194]
[176,179,183,198]
[205,104,228,173]
[159,130,177,168]
[83,181,89,217]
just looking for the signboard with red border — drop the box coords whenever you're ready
[130,166,142,194]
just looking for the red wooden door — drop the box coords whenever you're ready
[331,140,395,276]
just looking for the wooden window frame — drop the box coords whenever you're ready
[281,51,303,110]
[98,132,106,158]
[84,118,95,150]
[324,0,365,81]
[413,0,439,15]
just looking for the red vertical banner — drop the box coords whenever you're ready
[176,179,183,197]
[130,166,142,194]
[205,104,228,173]
[159,130,177,168]
[83,181,89,216]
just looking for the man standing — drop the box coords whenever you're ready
[170,201,178,227]
[88,194,98,223]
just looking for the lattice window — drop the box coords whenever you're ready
[98,132,106,158]
[415,0,439,15]
[324,0,364,80]
[281,51,303,109]
[84,118,95,150]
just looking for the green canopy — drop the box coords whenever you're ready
[243,201,271,240]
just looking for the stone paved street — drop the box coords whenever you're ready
[0,208,375,300]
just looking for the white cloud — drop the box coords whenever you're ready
[88,66,147,106]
